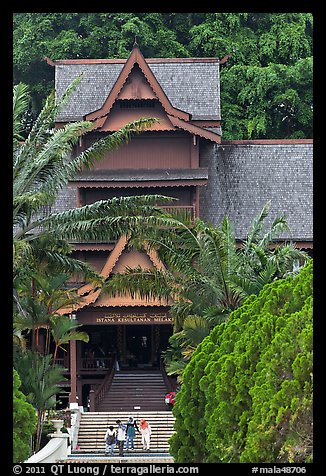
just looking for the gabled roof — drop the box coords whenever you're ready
[52,49,221,123]
[57,235,171,315]
[86,44,189,123]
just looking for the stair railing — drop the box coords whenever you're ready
[89,358,116,411]
[160,358,178,393]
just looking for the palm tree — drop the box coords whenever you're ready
[12,80,181,440]
[49,314,89,366]
[14,350,66,452]
[13,80,175,285]
[105,202,310,373]
[13,271,91,452]
[13,80,180,337]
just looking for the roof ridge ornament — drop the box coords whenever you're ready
[133,36,139,49]
[219,54,230,64]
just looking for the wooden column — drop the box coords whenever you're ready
[150,326,155,364]
[69,340,77,404]
[190,135,199,168]
[195,186,200,218]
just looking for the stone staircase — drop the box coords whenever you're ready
[66,411,175,462]
[96,370,168,412]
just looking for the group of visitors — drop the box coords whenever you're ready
[104,416,151,456]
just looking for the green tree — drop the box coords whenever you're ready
[13,270,91,452]
[13,13,313,139]
[49,314,89,366]
[14,351,66,452]
[13,368,37,462]
[189,13,313,138]
[170,260,313,463]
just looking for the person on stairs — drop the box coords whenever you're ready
[116,419,127,457]
[104,425,116,455]
[139,418,152,452]
[126,416,140,451]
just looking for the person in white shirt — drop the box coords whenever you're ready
[116,419,127,456]
[104,425,116,455]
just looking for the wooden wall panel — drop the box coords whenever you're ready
[85,135,192,170]
[83,186,192,205]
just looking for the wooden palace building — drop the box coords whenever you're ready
[45,43,313,410]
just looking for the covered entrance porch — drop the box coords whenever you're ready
[79,322,172,371]
[66,308,173,409]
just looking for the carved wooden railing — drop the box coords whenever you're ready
[80,356,112,370]
[55,357,113,372]
[161,205,196,221]
[89,359,116,412]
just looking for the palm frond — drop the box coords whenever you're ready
[104,266,173,302]
[182,315,211,347]
[242,200,271,253]
[165,359,187,377]
[13,83,30,142]
[258,215,289,249]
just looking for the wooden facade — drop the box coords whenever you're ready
[49,43,312,410]
[52,41,222,407]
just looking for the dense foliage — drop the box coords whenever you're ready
[13,80,175,452]
[13,12,313,139]
[13,369,37,462]
[170,260,313,463]
[106,202,309,377]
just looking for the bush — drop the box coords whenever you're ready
[13,369,37,462]
[170,261,313,463]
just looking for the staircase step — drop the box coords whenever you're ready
[76,411,175,452]
[95,369,169,412]
[76,370,174,451]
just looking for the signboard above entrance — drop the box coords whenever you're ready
[95,312,173,325]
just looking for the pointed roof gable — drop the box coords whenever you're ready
[86,44,189,124]
[84,45,220,142]
[53,56,221,123]
[57,235,171,315]
[52,45,221,141]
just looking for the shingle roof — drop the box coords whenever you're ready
[200,142,313,242]
[54,59,220,122]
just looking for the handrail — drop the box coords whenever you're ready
[89,358,116,411]
[161,205,195,221]
[160,358,178,393]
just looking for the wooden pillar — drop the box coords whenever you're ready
[89,389,95,412]
[117,326,124,365]
[150,326,155,364]
[190,135,199,168]
[69,340,77,404]
[195,186,200,218]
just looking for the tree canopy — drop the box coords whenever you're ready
[13,12,313,139]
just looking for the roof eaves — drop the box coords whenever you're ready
[168,115,221,143]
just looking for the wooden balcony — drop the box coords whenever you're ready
[160,205,196,221]
[56,357,114,374]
